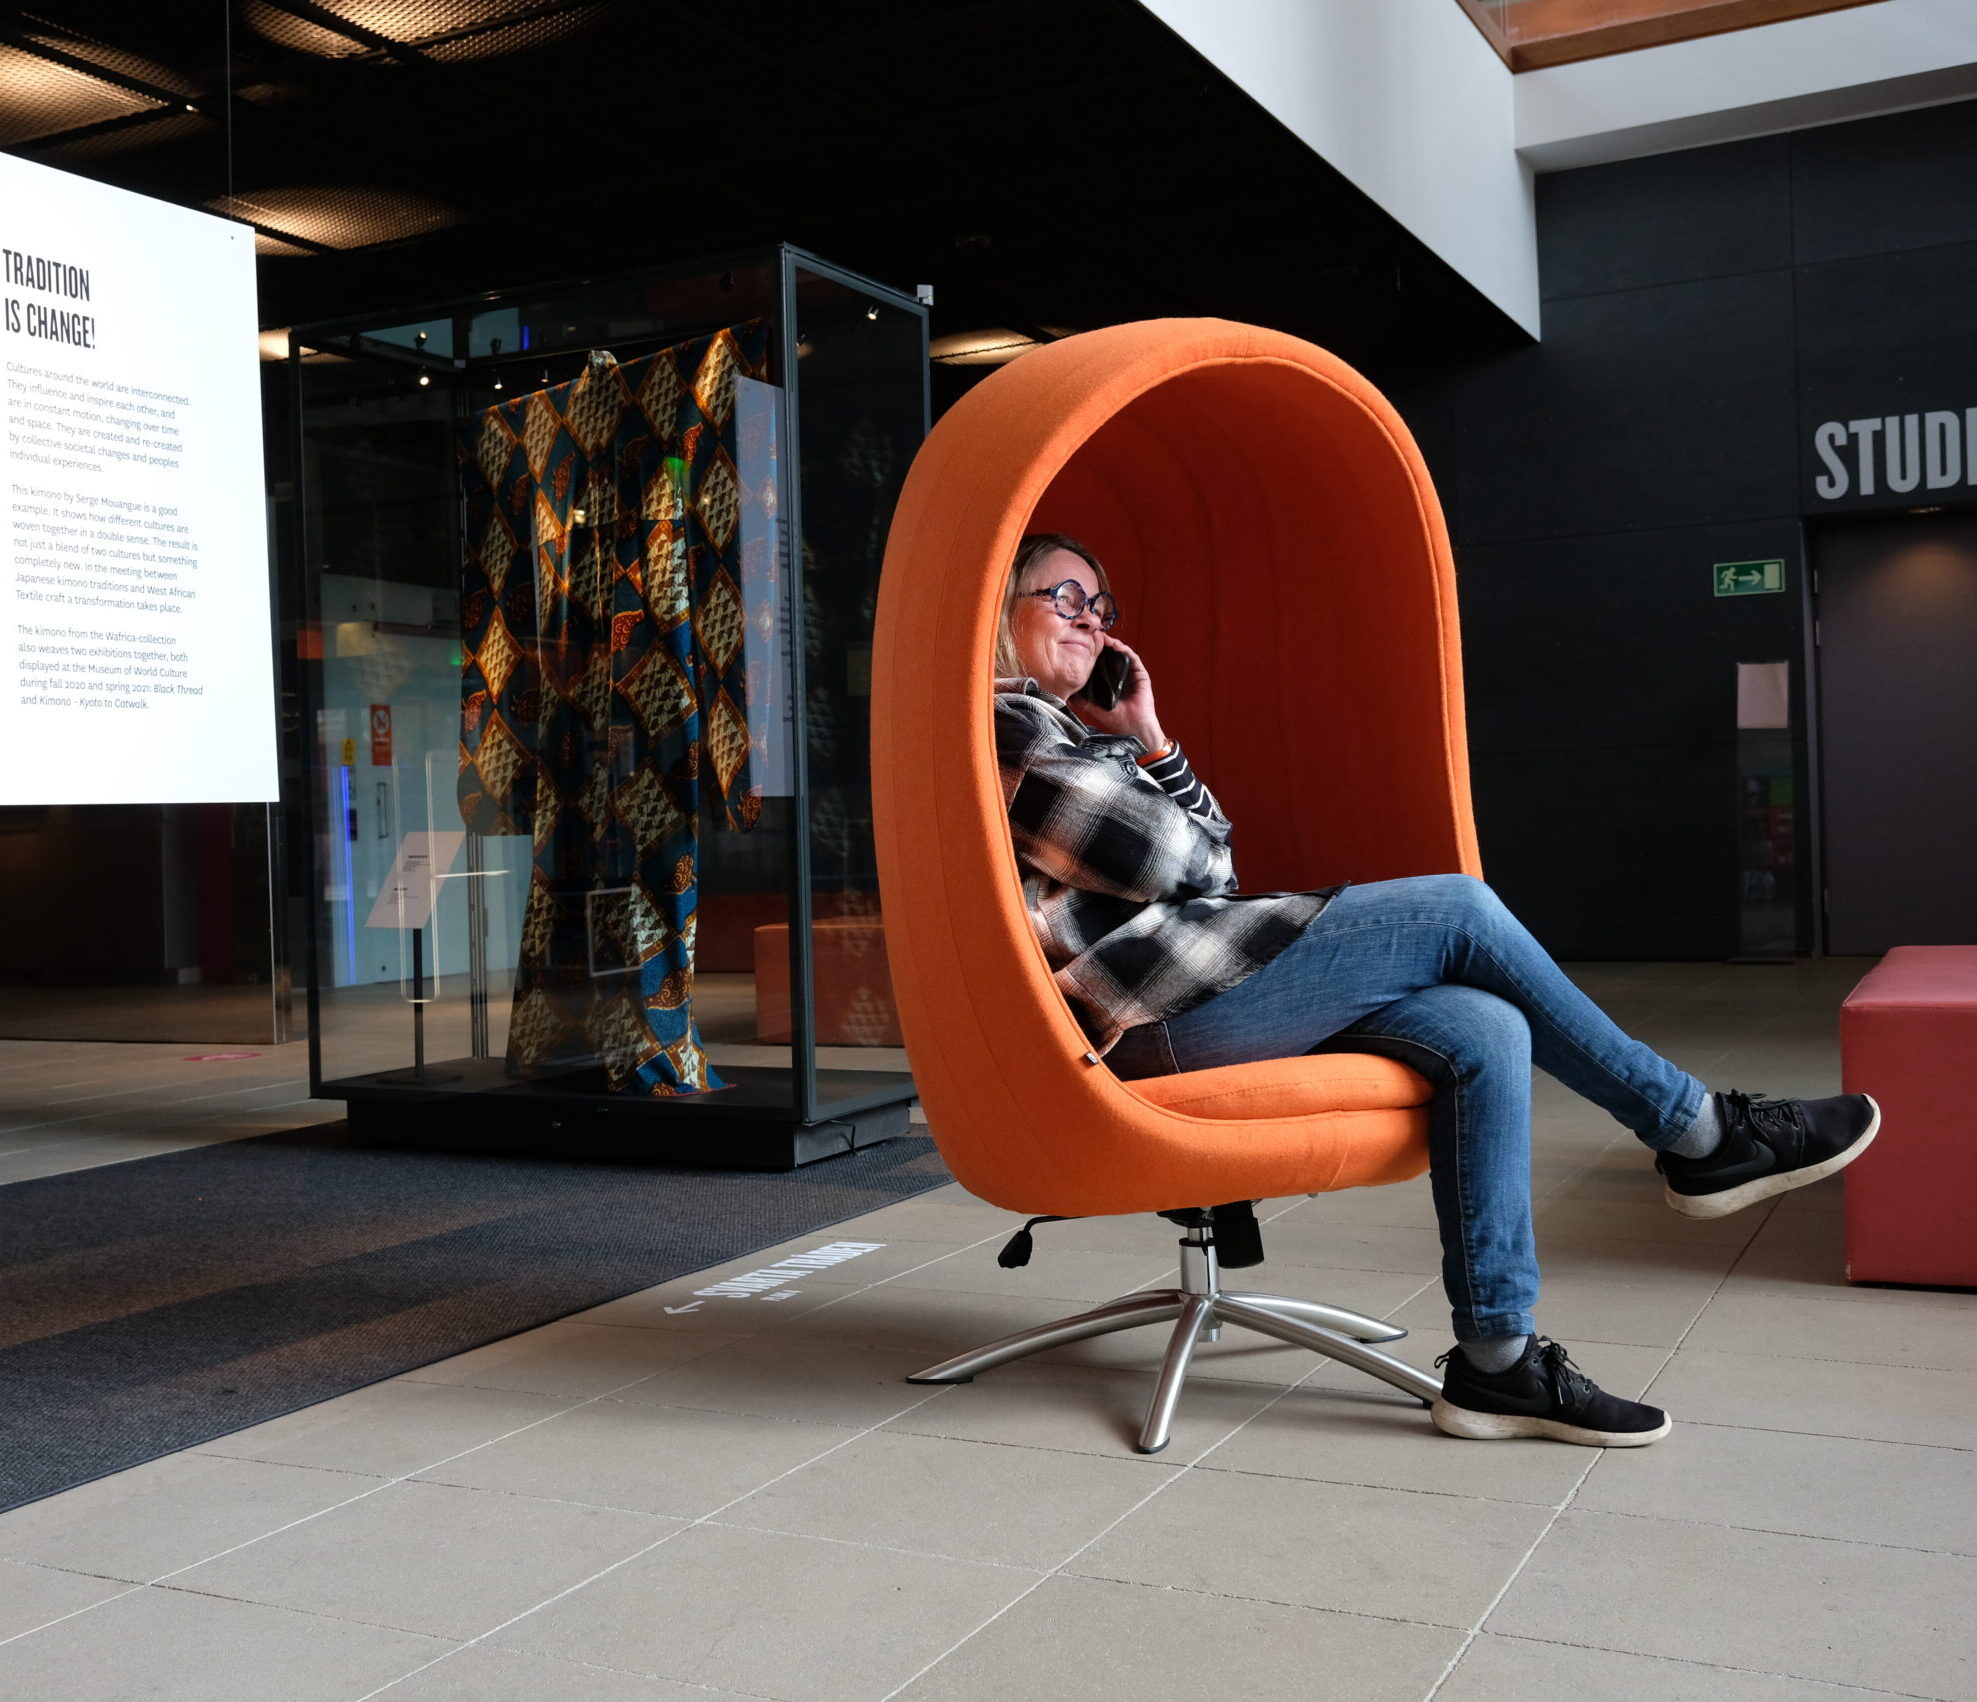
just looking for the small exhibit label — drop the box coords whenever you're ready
[364,830,464,930]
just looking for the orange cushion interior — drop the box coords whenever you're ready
[1127,1054,1432,1120]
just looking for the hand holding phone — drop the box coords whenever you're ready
[1074,636,1166,754]
[1079,645,1133,710]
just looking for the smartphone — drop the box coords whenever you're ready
[1077,646,1133,711]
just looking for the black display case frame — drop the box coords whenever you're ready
[287,245,928,1167]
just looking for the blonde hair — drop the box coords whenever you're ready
[994,533,1112,678]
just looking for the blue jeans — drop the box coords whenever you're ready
[1106,874,1705,1341]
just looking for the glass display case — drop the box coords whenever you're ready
[289,247,928,1166]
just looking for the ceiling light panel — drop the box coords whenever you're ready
[243,0,610,60]
[37,109,210,161]
[208,185,464,251]
[417,5,611,63]
[0,46,163,145]
[17,27,201,97]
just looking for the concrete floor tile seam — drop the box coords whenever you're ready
[348,1353,976,1700]
[1673,1417,1975,1454]
[696,1515,1059,1577]
[872,1304,1397,1702]
[0,1573,146,1651]
[426,1649,795,1702]
[0,1060,267,1091]
[0,1103,317,1165]
[24,1066,311,1111]
[1462,1629,1949,1702]
[116,1348,790,1596]
[1184,1455,1587,1513]
[182,1435,550,1481]
[623,1386,1097,1437]
[1537,1499,1977,1563]
[0,1073,314,1137]
[738,1418,1199,1475]
[145,1576,485,1646]
[1665,1342,1977,1378]
[866,1478,1194,1702]
[394,1328,742,1398]
[1709,1281,1977,1317]
[1411,1409,1610,1702]
[1048,1564,1481,1634]
[405,1412,886,1518]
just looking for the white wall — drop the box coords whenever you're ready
[1137,0,1539,337]
[1143,0,1977,342]
[1516,0,1977,170]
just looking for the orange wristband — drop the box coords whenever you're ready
[1135,741,1175,767]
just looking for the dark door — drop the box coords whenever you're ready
[1815,514,1977,954]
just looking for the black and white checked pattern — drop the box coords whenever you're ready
[994,680,1336,1056]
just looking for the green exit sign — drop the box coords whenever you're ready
[1715,559,1785,596]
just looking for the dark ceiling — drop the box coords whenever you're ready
[1,0,1526,397]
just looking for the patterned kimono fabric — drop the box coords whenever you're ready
[457,323,771,1095]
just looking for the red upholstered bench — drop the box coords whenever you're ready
[1841,947,1977,1286]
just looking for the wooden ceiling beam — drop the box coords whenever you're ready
[1452,0,1883,73]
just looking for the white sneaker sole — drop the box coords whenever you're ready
[1663,1097,1881,1221]
[1430,1400,1671,1447]
[1439,1399,1668,1439]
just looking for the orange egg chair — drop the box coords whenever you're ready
[870,318,1480,1452]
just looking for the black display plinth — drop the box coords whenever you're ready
[333,1060,914,1171]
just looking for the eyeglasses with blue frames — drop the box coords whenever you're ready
[1022,579,1120,630]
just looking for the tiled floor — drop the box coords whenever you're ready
[3,960,1974,1701]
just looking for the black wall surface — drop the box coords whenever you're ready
[1386,100,1977,960]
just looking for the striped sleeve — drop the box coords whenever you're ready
[1138,741,1227,829]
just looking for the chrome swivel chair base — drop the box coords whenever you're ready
[905,1219,1443,1454]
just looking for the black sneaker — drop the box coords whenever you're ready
[1657,1091,1880,1221]
[1432,1337,1670,1447]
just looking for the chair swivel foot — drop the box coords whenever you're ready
[1136,1294,1212,1454]
[1214,1297,1442,1405]
[1228,1292,1407,1344]
[905,1290,1186,1384]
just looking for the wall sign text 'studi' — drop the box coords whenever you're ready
[1811,410,1977,501]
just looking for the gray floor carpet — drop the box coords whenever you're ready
[0,1124,950,1512]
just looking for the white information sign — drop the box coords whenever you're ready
[0,150,277,804]
[364,832,465,931]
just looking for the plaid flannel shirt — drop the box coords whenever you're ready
[995,679,1337,1056]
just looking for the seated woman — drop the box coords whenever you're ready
[995,532,1879,1447]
